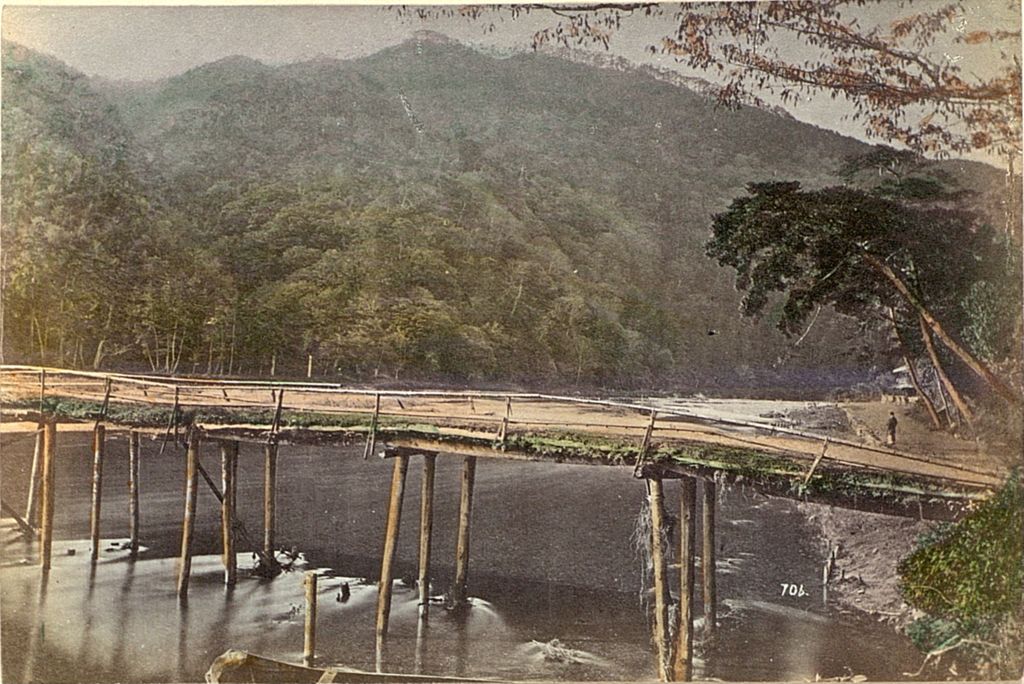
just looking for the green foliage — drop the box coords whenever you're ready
[898,475,1023,621]
[1,38,1013,390]
[706,180,1012,339]
[960,275,1021,363]
[905,615,962,652]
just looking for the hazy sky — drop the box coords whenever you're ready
[2,2,1019,163]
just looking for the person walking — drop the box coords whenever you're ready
[886,411,898,446]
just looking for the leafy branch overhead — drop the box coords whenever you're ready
[416,1,1021,160]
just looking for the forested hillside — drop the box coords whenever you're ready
[0,36,1008,391]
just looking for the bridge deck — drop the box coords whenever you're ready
[0,366,1012,514]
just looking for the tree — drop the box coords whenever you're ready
[705,180,1019,406]
[414,1,1021,164]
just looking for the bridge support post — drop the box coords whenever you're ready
[304,571,318,667]
[702,479,717,638]
[221,441,238,585]
[129,431,140,559]
[177,431,200,600]
[39,420,56,571]
[25,423,43,530]
[263,443,277,559]
[647,477,672,682]
[672,476,697,681]
[89,425,106,562]
[451,455,477,606]
[376,454,409,639]
[418,453,436,619]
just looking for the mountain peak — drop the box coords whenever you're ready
[410,30,457,45]
[206,54,268,70]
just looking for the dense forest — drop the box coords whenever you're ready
[1,35,1017,393]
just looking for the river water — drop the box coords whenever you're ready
[0,430,924,682]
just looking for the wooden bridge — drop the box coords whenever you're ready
[0,366,1011,682]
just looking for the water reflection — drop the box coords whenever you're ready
[414,613,426,674]
[176,598,191,682]
[110,560,137,675]
[21,573,49,683]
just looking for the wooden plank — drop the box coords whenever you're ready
[418,454,436,619]
[647,477,671,682]
[264,443,278,558]
[633,410,658,476]
[25,424,43,529]
[702,479,717,639]
[803,439,829,486]
[451,456,477,606]
[496,396,511,444]
[177,431,201,599]
[89,425,106,561]
[0,499,35,536]
[221,441,238,585]
[129,431,140,558]
[376,454,409,639]
[39,420,56,571]
[364,394,381,460]
[304,571,318,667]
[671,477,697,681]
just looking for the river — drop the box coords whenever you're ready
[0,430,924,682]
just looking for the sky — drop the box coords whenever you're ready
[1,1,1020,164]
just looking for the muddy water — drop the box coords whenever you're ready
[0,432,924,682]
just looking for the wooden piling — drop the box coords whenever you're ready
[39,420,56,571]
[702,479,717,638]
[89,425,106,562]
[451,455,477,606]
[418,453,436,619]
[672,477,697,681]
[1,499,34,536]
[263,443,277,558]
[25,423,43,529]
[376,454,409,639]
[128,431,140,558]
[221,441,238,585]
[177,431,200,599]
[647,478,671,682]
[304,571,318,667]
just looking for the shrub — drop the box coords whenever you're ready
[898,474,1022,620]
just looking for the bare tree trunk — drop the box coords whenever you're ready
[172,336,185,374]
[934,372,956,430]
[167,325,179,373]
[920,315,974,432]
[142,340,157,372]
[866,254,1019,406]
[36,315,48,364]
[92,339,106,370]
[889,308,943,429]
[228,319,237,376]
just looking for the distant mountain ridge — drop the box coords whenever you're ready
[0,36,1004,389]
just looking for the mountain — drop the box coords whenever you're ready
[0,37,1006,390]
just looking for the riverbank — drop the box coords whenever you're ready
[802,502,930,630]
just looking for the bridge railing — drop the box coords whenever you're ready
[0,365,1003,488]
